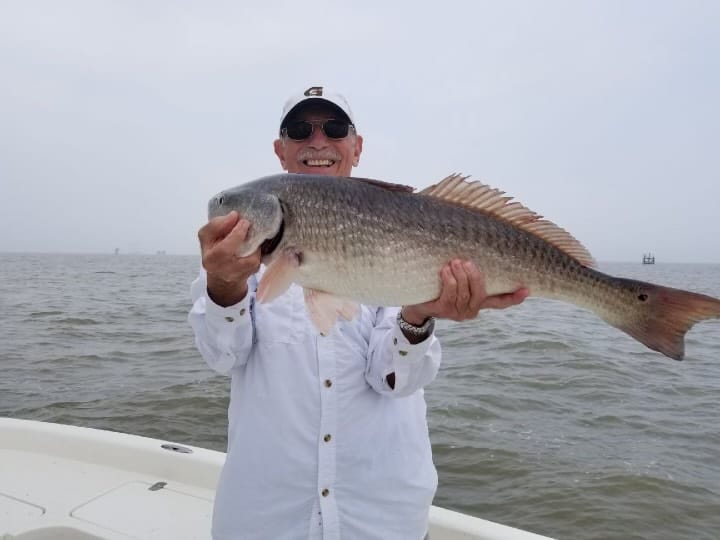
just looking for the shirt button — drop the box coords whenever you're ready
[324,379,332,388]
[323,434,332,443]
[239,308,246,316]
[224,316,234,322]
[321,488,330,497]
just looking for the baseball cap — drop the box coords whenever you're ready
[279,86,355,134]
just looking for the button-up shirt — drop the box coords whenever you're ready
[188,267,441,540]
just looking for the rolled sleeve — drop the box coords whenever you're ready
[365,307,441,397]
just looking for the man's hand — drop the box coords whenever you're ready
[401,259,529,325]
[198,211,261,307]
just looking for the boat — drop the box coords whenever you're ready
[0,418,556,540]
[642,253,655,264]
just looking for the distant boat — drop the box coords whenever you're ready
[642,253,655,264]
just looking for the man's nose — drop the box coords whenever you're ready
[306,123,329,148]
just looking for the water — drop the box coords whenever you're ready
[1,253,719,540]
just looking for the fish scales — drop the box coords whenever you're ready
[287,175,596,307]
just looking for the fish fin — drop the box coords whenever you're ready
[610,279,720,360]
[304,289,359,335]
[421,173,596,268]
[352,177,416,193]
[256,250,300,303]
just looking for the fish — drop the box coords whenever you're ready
[207,172,720,360]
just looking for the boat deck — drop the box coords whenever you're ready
[0,418,554,540]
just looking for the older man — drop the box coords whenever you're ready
[189,86,527,540]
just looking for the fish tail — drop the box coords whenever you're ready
[612,279,720,361]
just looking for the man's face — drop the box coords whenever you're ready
[273,105,363,177]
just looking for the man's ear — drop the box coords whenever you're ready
[353,135,364,167]
[273,139,288,170]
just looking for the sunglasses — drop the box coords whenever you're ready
[282,119,354,141]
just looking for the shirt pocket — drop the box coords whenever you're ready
[253,283,309,344]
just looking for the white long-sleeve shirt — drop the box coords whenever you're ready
[188,267,442,540]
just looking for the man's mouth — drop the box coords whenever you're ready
[302,159,337,167]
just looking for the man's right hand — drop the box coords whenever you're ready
[198,211,262,307]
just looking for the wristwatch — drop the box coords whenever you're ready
[396,311,436,336]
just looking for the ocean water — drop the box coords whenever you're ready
[1,253,719,540]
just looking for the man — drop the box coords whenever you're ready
[189,86,528,540]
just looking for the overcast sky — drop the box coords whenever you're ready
[1,1,718,262]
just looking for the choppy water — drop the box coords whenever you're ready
[1,253,719,540]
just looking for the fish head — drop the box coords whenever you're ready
[208,186,284,258]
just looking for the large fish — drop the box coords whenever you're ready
[208,173,720,360]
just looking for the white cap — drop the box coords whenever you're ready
[279,86,355,133]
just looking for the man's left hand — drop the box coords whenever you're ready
[401,259,529,325]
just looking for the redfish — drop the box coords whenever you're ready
[208,173,720,360]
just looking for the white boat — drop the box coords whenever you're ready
[0,418,555,540]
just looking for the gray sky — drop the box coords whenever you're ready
[1,1,718,262]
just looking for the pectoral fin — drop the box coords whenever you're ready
[304,289,359,335]
[256,249,300,303]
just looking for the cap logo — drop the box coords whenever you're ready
[304,86,323,97]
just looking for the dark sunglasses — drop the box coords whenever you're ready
[282,119,354,141]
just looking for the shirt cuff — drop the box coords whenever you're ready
[388,322,434,382]
[204,291,253,336]
[377,319,439,395]
[391,321,434,355]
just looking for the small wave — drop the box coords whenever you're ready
[27,310,65,317]
[495,339,574,352]
[56,317,101,325]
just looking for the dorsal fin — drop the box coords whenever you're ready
[420,173,596,268]
[352,176,415,193]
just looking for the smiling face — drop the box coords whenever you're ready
[273,103,363,177]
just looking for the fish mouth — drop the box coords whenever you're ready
[302,158,337,168]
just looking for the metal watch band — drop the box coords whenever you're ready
[396,311,436,336]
